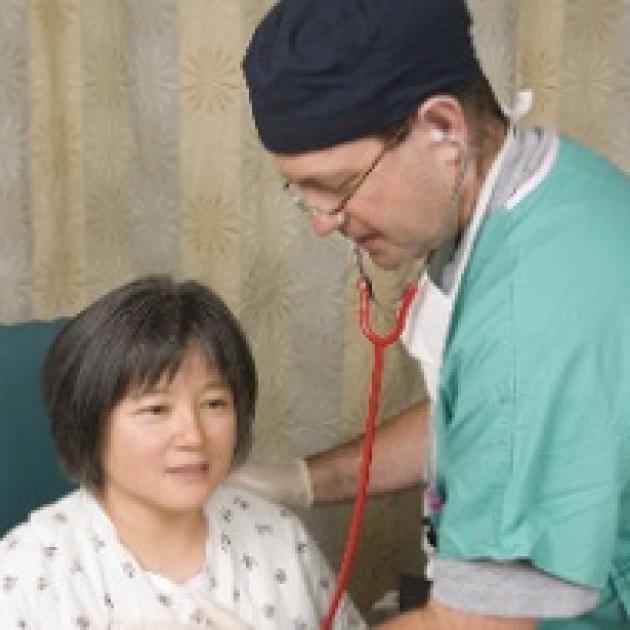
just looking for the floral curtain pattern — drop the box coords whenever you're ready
[1,0,628,612]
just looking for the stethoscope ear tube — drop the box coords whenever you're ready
[321,278,418,629]
[359,279,418,346]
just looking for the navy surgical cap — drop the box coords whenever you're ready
[243,0,483,154]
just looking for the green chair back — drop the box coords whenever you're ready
[0,319,75,536]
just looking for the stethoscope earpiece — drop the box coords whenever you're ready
[430,126,448,143]
[430,126,468,153]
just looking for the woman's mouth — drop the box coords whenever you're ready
[166,462,210,481]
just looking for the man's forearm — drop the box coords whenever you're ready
[377,600,537,630]
[307,399,429,503]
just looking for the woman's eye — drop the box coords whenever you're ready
[203,398,228,410]
[142,404,169,415]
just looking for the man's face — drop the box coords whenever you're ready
[275,126,459,269]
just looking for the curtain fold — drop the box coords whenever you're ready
[1,0,628,612]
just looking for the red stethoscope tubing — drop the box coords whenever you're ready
[321,279,418,630]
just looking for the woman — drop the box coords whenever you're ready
[0,276,364,629]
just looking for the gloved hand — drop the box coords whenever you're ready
[226,456,314,508]
[111,598,252,630]
[193,596,253,630]
[110,623,198,629]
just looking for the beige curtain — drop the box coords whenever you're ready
[1,0,629,613]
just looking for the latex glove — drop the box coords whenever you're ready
[111,599,252,630]
[110,623,219,630]
[110,623,197,629]
[226,456,314,508]
[193,596,253,630]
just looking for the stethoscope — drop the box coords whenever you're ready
[320,253,418,630]
[321,135,471,629]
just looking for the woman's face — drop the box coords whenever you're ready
[98,344,237,520]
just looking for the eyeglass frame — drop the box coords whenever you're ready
[282,120,411,220]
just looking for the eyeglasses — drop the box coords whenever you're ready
[283,122,410,220]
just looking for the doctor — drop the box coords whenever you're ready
[239,0,630,628]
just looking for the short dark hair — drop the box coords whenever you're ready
[452,73,507,149]
[378,73,507,150]
[43,276,257,488]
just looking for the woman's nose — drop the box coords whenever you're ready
[175,408,205,445]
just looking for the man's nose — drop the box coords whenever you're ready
[310,211,345,237]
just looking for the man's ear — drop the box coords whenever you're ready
[411,95,469,156]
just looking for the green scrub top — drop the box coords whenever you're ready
[433,137,630,629]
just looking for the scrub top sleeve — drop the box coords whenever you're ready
[436,345,623,589]
[431,557,599,618]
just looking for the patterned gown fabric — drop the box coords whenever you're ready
[0,485,365,629]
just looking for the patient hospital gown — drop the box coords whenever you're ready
[0,484,364,629]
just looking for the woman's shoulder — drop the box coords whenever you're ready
[209,483,304,522]
[0,489,86,567]
[208,483,310,542]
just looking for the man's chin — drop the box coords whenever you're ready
[366,246,411,270]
